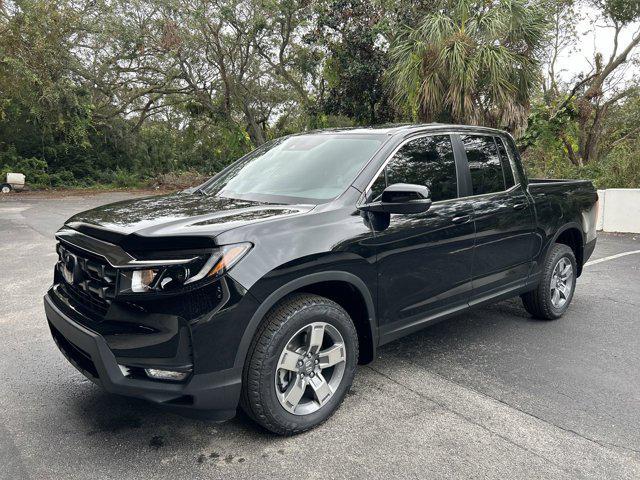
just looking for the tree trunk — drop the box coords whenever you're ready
[578,101,608,165]
[369,98,376,125]
[242,102,266,145]
[561,133,581,167]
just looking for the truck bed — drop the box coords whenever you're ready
[525,178,598,262]
[528,178,594,187]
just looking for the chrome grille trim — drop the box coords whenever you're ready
[56,242,116,316]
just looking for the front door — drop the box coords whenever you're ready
[362,134,475,343]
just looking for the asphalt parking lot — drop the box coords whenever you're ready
[1,192,639,480]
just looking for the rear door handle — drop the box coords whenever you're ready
[452,215,471,224]
[513,203,527,211]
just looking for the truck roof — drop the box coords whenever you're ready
[308,123,510,137]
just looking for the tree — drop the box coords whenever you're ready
[1,0,639,189]
[541,0,580,99]
[312,0,394,125]
[532,0,640,166]
[570,1,640,165]
[387,0,548,133]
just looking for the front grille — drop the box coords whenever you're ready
[58,282,110,318]
[56,242,117,318]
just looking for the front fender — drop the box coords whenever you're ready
[231,270,377,370]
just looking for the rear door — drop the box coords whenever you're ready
[363,134,475,342]
[455,133,536,302]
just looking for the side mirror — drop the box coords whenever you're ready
[358,183,432,215]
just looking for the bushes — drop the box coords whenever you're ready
[0,151,66,189]
[596,141,640,188]
[0,147,135,189]
[522,138,640,189]
[0,117,250,190]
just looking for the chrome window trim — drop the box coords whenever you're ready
[453,183,522,202]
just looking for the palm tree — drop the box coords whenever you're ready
[387,0,548,133]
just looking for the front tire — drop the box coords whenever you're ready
[240,293,358,435]
[0,183,12,194]
[521,243,577,320]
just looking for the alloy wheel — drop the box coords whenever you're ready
[275,322,347,415]
[550,257,574,309]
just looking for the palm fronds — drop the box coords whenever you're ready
[387,0,549,133]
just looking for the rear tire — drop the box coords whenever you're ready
[240,293,358,435]
[0,183,11,194]
[521,243,577,320]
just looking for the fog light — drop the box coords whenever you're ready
[144,368,190,381]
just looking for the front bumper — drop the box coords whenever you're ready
[44,293,241,421]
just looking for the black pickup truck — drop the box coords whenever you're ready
[44,124,598,435]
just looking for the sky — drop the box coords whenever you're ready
[557,5,640,85]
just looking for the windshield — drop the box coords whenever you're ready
[202,134,385,203]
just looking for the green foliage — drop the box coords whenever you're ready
[523,83,640,188]
[387,0,549,132]
[0,0,638,190]
[596,140,640,188]
[1,151,47,188]
[519,99,578,153]
[316,0,394,124]
[0,1,256,189]
[593,0,640,24]
[523,140,640,189]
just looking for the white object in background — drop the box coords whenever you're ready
[2,172,26,193]
[596,189,605,231]
[6,172,25,187]
[601,188,640,234]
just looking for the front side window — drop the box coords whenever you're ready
[370,135,458,202]
[461,135,510,195]
[203,134,384,203]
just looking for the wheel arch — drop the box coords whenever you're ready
[550,223,585,276]
[234,271,377,369]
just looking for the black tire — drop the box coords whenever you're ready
[521,243,577,320]
[0,183,12,194]
[240,293,359,435]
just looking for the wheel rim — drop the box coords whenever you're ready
[550,257,574,309]
[1,186,9,194]
[274,322,346,415]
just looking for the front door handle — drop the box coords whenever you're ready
[513,203,527,211]
[452,215,471,224]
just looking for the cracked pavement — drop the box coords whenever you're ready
[1,192,639,479]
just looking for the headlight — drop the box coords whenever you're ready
[117,243,251,295]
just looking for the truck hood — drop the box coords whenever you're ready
[65,192,313,242]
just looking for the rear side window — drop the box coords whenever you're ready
[461,135,510,195]
[370,135,457,202]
